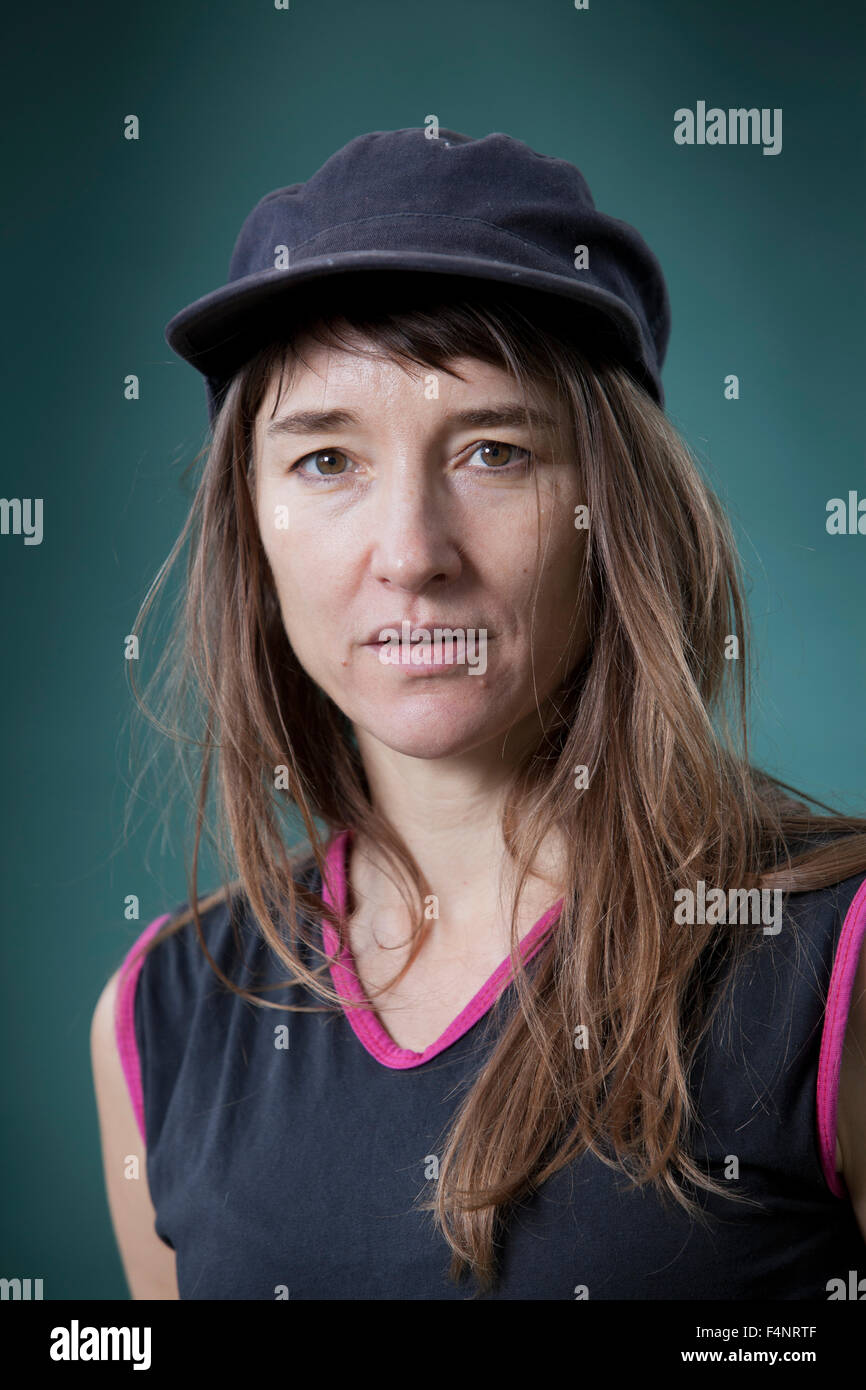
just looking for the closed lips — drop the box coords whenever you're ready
[362,622,488,643]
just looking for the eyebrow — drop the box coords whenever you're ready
[264,403,558,438]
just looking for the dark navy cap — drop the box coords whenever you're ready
[164,127,672,422]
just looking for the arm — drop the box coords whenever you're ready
[837,932,866,1241]
[90,969,180,1299]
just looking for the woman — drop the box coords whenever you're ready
[92,127,866,1300]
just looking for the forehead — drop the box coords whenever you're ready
[255,333,544,424]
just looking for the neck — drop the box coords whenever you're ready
[348,726,565,949]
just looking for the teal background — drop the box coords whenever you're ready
[1,0,863,1298]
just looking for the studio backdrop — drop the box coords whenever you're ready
[1,0,863,1299]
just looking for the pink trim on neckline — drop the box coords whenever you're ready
[320,829,563,1070]
[114,914,172,1146]
[817,874,866,1197]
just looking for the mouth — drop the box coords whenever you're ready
[361,625,491,677]
[364,634,466,656]
[361,620,488,646]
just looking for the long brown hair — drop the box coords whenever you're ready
[125,272,866,1293]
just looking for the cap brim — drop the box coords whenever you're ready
[165,250,658,400]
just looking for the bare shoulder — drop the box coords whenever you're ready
[90,969,180,1300]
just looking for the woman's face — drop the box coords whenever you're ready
[253,333,589,762]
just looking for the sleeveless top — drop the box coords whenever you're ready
[114,829,866,1300]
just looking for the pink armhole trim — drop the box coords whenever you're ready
[113,914,173,1146]
[320,829,563,1070]
[817,875,866,1198]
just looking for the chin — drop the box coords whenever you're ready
[351,696,511,760]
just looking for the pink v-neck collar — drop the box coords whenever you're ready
[319,828,564,1070]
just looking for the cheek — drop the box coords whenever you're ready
[545,519,586,595]
[259,504,292,593]
[500,494,586,602]
[257,492,313,634]
[257,500,352,680]
[521,514,587,666]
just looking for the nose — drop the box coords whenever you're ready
[368,464,464,593]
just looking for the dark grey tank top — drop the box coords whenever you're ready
[114,830,866,1299]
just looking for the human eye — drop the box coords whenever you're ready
[464,440,533,474]
[287,448,355,481]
